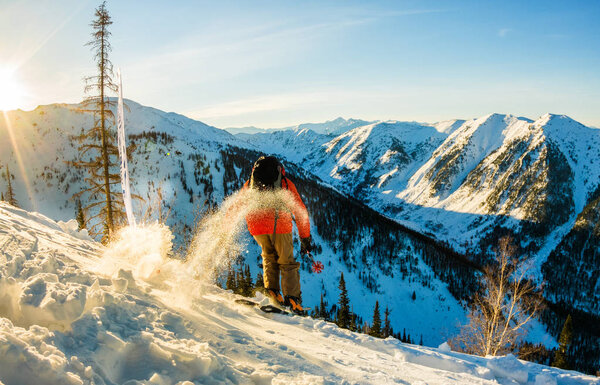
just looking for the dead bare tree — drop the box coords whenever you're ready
[450,236,544,356]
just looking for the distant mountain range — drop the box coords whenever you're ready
[226,117,375,136]
[238,114,600,306]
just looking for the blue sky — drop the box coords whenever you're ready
[1,0,599,127]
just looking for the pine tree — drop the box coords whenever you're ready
[369,301,382,338]
[411,290,416,301]
[243,265,253,296]
[350,311,358,332]
[235,265,245,295]
[552,314,573,369]
[255,272,264,289]
[72,1,125,243]
[419,335,424,346]
[226,266,236,292]
[318,293,328,320]
[75,198,86,230]
[383,306,391,338]
[4,165,18,207]
[1,192,4,201]
[336,273,351,329]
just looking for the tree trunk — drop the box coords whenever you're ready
[99,22,114,235]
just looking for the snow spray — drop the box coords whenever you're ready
[185,187,304,286]
[97,187,305,303]
[99,222,174,281]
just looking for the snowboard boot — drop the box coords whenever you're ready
[285,296,306,315]
[266,288,285,307]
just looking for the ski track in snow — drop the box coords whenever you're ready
[1,202,598,385]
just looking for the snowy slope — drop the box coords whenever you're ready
[317,120,450,194]
[1,202,597,385]
[397,113,600,218]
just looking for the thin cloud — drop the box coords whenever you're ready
[124,17,372,85]
[11,0,90,69]
[384,9,446,17]
[133,5,447,73]
[498,28,512,37]
[188,92,339,119]
[187,90,391,120]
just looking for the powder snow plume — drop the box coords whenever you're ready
[185,188,303,285]
[95,188,303,302]
[98,222,175,282]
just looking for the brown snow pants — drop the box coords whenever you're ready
[253,232,301,298]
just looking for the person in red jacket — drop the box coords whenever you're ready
[243,155,313,313]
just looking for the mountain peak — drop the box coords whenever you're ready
[292,117,375,136]
[533,113,587,133]
[475,112,515,124]
[433,119,466,134]
[537,113,577,124]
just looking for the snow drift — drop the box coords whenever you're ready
[0,202,598,385]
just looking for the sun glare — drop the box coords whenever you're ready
[0,68,24,111]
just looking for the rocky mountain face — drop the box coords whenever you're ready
[543,184,600,314]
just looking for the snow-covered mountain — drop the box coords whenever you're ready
[2,101,599,373]
[227,117,376,137]
[0,100,477,349]
[398,114,599,234]
[236,113,600,373]
[239,113,600,296]
[2,202,598,385]
[223,126,282,135]
[286,117,377,136]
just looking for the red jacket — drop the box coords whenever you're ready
[243,178,310,238]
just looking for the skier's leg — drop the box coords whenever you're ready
[253,234,280,291]
[273,233,301,298]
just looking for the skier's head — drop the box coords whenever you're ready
[250,155,284,190]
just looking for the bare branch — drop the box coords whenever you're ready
[451,236,544,356]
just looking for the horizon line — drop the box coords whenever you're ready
[3,98,599,130]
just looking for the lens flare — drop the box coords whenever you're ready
[0,68,24,111]
[2,110,36,211]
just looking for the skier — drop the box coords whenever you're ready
[243,155,313,314]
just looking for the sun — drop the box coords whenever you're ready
[0,68,25,111]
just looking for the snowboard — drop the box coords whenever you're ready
[234,298,290,315]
